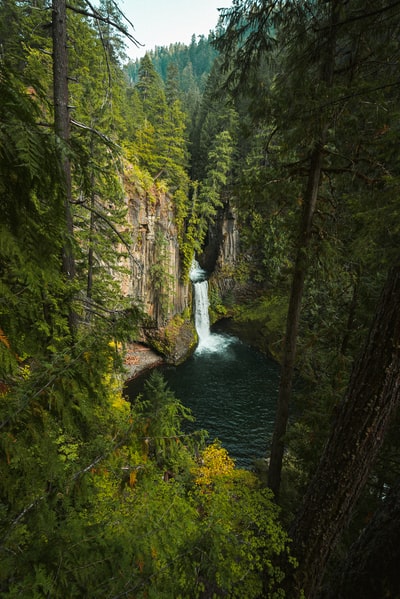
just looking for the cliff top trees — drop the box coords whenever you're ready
[133,53,189,189]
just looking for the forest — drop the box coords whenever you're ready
[1,0,400,597]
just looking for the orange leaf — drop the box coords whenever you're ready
[0,329,10,349]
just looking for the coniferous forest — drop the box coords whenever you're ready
[1,1,400,597]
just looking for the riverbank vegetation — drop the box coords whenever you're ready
[1,0,400,597]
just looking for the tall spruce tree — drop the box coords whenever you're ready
[52,0,78,333]
[215,0,342,496]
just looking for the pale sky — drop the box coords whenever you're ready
[119,0,232,60]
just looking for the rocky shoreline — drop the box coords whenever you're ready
[123,342,164,381]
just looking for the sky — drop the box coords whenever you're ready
[119,0,232,60]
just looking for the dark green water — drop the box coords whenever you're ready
[127,332,280,469]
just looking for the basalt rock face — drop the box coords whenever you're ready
[118,175,243,366]
[200,200,244,311]
[120,173,190,327]
[199,200,240,274]
[118,172,196,366]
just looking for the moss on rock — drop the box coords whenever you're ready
[145,311,197,364]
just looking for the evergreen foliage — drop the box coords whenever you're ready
[214,0,400,594]
[0,69,70,363]
[0,2,291,597]
[2,0,400,596]
[125,33,218,96]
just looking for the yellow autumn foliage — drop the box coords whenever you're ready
[129,470,137,487]
[194,442,235,486]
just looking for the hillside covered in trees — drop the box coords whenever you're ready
[1,1,400,598]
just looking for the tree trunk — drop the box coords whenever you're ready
[86,162,96,308]
[52,0,77,331]
[52,0,75,279]
[320,476,400,599]
[267,140,325,496]
[87,202,95,300]
[267,1,339,497]
[287,262,400,599]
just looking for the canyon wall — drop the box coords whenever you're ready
[119,174,241,365]
[199,201,240,274]
[120,171,190,327]
[118,171,196,365]
[200,200,243,311]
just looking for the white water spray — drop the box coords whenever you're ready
[190,260,234,354]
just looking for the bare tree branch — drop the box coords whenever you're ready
[316,1,400,31]
[70,118,120,147]
[78,202,130,249]
[66,1,143,48]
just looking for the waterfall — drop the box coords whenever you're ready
[190,260,234,354]
[190,260,211,349]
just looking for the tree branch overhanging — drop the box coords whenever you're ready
[70,118,121,148]
[316,1,400,32]
[79,202,130,249]
[66,1,143,48]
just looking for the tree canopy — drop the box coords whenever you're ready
[2,0,400,597]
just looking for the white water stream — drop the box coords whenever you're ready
[189,260,234,354]
[128,261,280,467]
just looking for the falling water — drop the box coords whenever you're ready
[189,261,210,345]
[190,260,234,353]
[127,261,279,467]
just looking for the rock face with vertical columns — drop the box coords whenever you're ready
[117,174,241,367]
[117,171,195,366]
[119,173,190,327]
[199,200,240,274]
[200,201,244,312]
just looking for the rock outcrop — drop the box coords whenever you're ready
[117,169,197,368]
[199,200,240,274]
[118,172,242,371]
[120,169,190,327]
[200,200,244,316]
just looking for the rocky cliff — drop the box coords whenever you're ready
[199,200,240,274]
[119,169,196,366]
[200,200,243,314]
[119,173,241,368]
[120,168,190,326]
